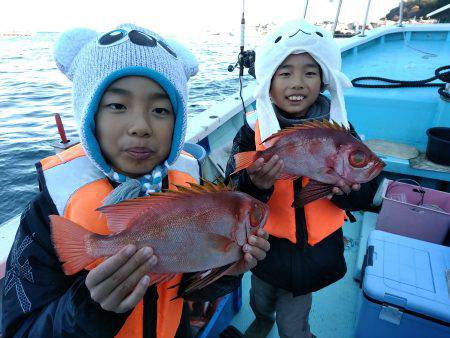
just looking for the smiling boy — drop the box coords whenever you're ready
[226,20,378,338]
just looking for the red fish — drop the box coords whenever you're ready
[233,120,385,206]
[50,180,269,294]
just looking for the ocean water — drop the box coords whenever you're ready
[0,31,259,225]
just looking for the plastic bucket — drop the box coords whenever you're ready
[426,127,450,166]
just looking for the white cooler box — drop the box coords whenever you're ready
[355,230,450,338]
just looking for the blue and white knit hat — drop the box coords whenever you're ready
[254,19,352,143]
[54,23,198,198]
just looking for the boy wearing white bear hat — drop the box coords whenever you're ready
[225,19,378,337]
[2,23,269,337]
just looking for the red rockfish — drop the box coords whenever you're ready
[50,181,269,293]
[233,120,385,206]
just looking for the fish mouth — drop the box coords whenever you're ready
[368,159,386,177]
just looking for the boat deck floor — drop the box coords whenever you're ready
[343,32,450,103]
[230,213,366,338]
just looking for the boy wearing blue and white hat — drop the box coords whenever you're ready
[2,23,270,337]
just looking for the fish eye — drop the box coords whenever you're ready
[349,150,368,168]
[275,36,282,43]
[316,31,323,37]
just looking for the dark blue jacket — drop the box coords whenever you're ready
[225,114,379,296]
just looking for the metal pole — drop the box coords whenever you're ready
[398,0,404,27]
[360,0,372,36]
[240,0,245,51]
[332,0,343,37]
[303,0,309,19]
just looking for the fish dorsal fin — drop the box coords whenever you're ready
[262,119,350,145]
[97,180,233,233]
[97,196,164,233]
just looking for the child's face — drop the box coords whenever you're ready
[95,76,174,177]
[270,53,322,117]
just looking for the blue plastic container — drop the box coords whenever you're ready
[355,230,450,338]
[197,286,242,337]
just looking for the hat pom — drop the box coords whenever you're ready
[54,28,98,80]
[167,39,199,80]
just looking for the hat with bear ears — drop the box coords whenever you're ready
[254,19,352,143]
[54,23,199,178]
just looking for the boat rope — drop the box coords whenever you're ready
[351,65,450,100]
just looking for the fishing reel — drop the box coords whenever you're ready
[228,49,256,78]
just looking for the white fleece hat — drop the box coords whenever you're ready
[254,19,352,142]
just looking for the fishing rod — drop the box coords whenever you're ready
[228,0,256,115]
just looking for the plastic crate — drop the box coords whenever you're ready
[376,179,450,245]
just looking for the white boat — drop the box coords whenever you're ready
[1,1,450,337]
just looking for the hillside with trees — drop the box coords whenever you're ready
[385,0,449,22]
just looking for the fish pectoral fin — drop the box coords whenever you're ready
[173,262,238,299]
[294,180,333,207]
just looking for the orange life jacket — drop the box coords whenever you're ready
[41,143,199,338]
[253,118,345,245]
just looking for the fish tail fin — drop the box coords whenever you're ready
[232,151,258,174]
[49,215,97,275]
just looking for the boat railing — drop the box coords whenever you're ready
[360,0,372,37]
[303,0,406,37]
[331,0,344,38]
[303,0,309,19]
[398,0,405,27]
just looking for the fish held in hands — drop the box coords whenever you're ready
[233,120,385,206]
[49,180,269,294]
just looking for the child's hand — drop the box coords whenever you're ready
[327,179,360,199]
[226,228,270,276]
[247,155,284,190]
[85,245,157,313]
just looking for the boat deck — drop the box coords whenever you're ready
[341,28,450,183]
[230,212,370,338]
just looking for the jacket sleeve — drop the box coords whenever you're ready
[330,122,379,212]
[1,191,130,338]
[224,122,274,203]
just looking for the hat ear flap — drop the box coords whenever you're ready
[328,70,351,128]
[166,39,199,80]
[54,28,98,80]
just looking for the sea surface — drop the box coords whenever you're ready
[0,30,260,224]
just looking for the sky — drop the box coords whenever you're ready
[2,0,401,34]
